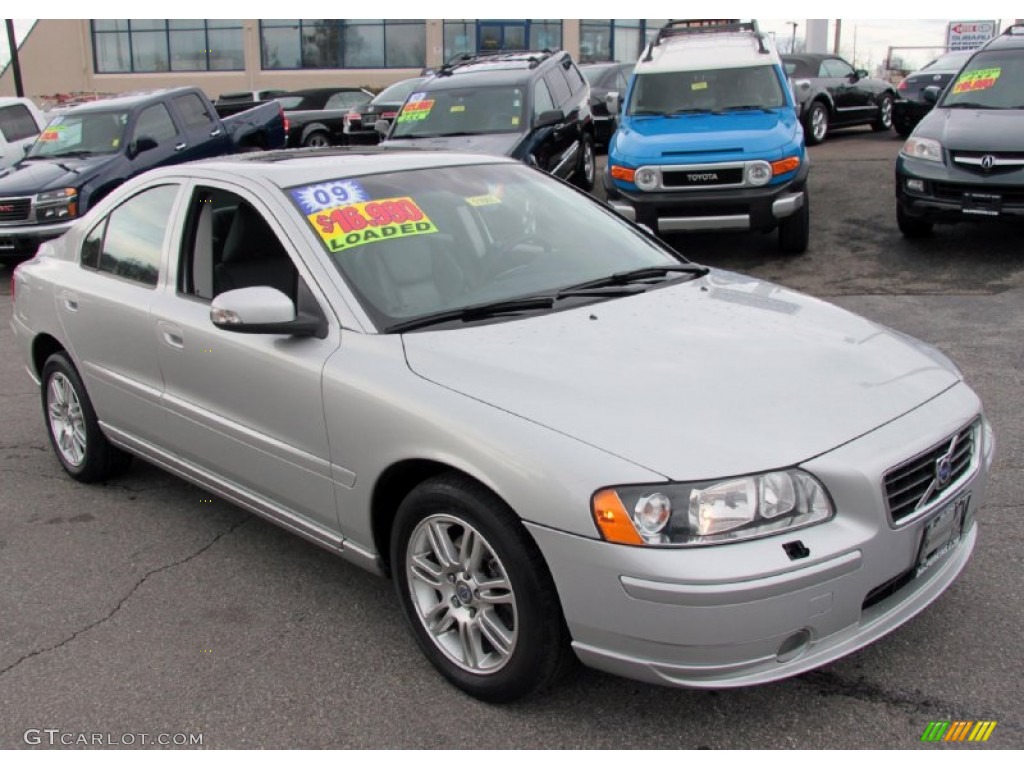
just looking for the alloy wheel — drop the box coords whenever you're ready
[47,372,86,467]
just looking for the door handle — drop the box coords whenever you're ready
[61,291,79,311]
[209,128,222,137]
[158,321,184,349]
[174,142,187,152]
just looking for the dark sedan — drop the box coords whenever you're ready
[783,54,897,144]
[342,77,426,146]
[277,88,373,148]
[892,51,972,137]
[580,62,633,148]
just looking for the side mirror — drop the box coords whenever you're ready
[922,86,941,105]
[534,109,565,129]
[128,135,158,159]
[374,119,390,137]
[854,69,869,80]
[605,91,621,116]
[210,286,322,337]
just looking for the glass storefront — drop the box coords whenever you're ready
[579,19,669,63]
[92,20,244,73]
[259,20,426,70]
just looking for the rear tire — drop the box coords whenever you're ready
[391,472,573,702]
[41,352,132,483]
[804,101,829,145]
[574,134,596,193]
[872,93,895,131]
[302,130,331,148]
[778,190,810,254]
[897,204,934,238]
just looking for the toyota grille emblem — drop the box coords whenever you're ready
[980,155,996,171]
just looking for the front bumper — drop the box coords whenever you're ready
[896,155,1024,223]
[892,100,931,130]
[604,166,808,234]
[0,220,73,259]
[527,383,992,689]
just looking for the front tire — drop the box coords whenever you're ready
[574,133,596,192]
[872,93,895,131]
[391,473,572,702]
[804,101,829,145]
[778,190,810,254]
[41,352,131,482]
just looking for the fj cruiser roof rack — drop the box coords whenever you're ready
[437,49,556,77]
[1002,23,1024,35]
[643,19,769,61]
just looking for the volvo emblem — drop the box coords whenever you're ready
[455,582,473,604]
[935,454,954,487]
[980,155,996,171]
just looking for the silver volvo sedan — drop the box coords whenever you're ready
[10,149,994,702]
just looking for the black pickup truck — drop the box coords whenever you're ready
[0,87,286,262]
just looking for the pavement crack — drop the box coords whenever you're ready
[0,517,250,680]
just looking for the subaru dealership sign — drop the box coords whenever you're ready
[946,20,998,51]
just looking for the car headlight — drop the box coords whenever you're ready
[746,160,772,186]
[634,166,659,191]
[592,469,834,547]
[35,187,78,220]
[901,136,943,163]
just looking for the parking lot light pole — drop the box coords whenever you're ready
[788,22,798,53]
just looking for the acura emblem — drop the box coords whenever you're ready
[980,155,996,171]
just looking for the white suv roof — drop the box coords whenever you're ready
[635,21,780,74]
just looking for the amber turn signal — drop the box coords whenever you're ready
[592,489,643,545]
[609,165,636,183]
[771,156,801,176]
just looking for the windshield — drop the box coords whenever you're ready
[582,65,615,85]
[922,51,971,72]
[286,163,685,329]
[373,78,426,105]
[941,50,1024,109]
[628,65,787,114]
[389,86,526,138]
[28,111,129,157]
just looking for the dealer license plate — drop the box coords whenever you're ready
[962,192,1001,216]
[916,492,970,576]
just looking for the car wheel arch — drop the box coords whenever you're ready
[370,459,512,572]
[32,333,69,381]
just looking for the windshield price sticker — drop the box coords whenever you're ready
[952,67,1001,94]
[309,197,438,252]
[465,194,502,207]
[290,179,368,215]
[397,99,435,123]
[691,81,709,91]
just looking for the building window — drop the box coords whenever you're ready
[579,19,669,63]
[443,20,475,61]
[91,20,244,73]
[529,20,562,51]
[259,20,425,70]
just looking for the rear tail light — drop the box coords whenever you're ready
[897,79,908,91]
[280,105,289,136]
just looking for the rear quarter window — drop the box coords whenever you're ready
[0,104,40,142]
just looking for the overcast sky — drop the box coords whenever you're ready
[3,15,1020,75]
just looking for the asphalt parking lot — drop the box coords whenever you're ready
[1,127,1021,749]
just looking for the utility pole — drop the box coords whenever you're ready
[4,19,24,97]
[787,21,798,53]
[833,19,842,54]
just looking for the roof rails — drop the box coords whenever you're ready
[436,49,556,77]
[1002,23,1024,35]
[643,19,769,61]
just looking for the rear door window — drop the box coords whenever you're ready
[544,69,572,106]
[94,185,180,287]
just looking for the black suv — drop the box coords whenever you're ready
[895,25,1024,237]
[382,50,596,191]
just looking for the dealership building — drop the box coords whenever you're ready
[1,19,680,101]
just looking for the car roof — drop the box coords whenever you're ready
[638,34,779,74]
[62,88,197,113]
[421,50,563,89]
[156,148,517,189]
[279,87,367,98]
[782,53,842,64]
[980,26,1024,51]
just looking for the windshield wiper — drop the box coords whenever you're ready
[558,264,709,294]
[945,102,996,109]
[670,108,714,116]
[630,110,670,117]
[386,296,556,333]
[720,105,774,112]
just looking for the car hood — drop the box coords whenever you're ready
[402,271,961,480]
[383,133,522,157]
[914,107,1024,151]
[613,110,800,163]
[0,154,116,195]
